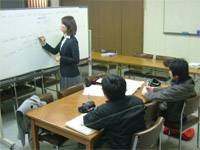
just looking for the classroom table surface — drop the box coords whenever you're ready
[92,52,200,75]
[26,83,146,150]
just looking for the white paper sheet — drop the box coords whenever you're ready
[65,114,97,135]
[125,79,144,95]
[83,79,144,97]
[83,85,104,96]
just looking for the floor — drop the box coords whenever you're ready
[0,66,200,150]
[1,110,199,150]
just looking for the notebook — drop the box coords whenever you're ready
[65,114,97,135]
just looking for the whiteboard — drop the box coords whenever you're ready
[0,7,89,81]
[164,0,200,34]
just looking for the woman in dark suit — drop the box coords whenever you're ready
[39,16,80,90]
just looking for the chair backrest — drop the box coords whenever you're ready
[184,95,200,116]
[133,52,153,59]
[57,84,84,99]
[132,117,164,150]
[155,55,175,61]
[84,73,105,87]
[39,93,54,104]
[39,133,67,147]
[144,101,159,128]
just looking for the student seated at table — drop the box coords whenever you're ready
[83,74,145,150]
[142,58,196,123]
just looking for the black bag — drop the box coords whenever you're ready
[148,78,161,87]
[78,101,96,113]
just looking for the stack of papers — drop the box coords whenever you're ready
[101,52,117,57]
[65,114,97,135]
[83,79,144,97]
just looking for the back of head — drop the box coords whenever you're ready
[168,58,189,82]
[102,74,126,101]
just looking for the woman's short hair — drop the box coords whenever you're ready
[62,16,77,36]
[102,74,126,101]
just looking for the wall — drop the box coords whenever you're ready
[143,0,200,62]
[0,0,25,8]
[51,0,59,7]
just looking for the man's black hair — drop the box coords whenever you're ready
[167,58,189,82]
[102,74,126,101]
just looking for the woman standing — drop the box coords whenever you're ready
[39,16,80,90]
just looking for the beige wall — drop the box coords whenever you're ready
[143,0,200,62]
[51,0,59,7]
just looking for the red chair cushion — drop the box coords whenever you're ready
[163,127,195,141]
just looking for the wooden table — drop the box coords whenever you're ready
[92,52,200,75]
[26,86,146,150]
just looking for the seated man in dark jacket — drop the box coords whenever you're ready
[83,74,145,150]
[142,58,196,122]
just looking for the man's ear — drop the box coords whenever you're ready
[173,75,179,80]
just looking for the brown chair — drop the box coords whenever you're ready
[16,93,67,149]
[155,55,175,61]
[39,132,67,150]
[92,50,117,73]
[164,95,200,150]
[84,73,105,87]
[132,117,164,150]
[144,101,159,128]
[124,52,153,79]
[28,66,60,94]
[38,93,68,150]
[133,52,154,59]
[39,93,54,103]
[57,84,84,99]
[92,63,116,73]
[92,63,108,72]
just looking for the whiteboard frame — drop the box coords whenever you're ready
[163,0,200,36]
[0,7,89,81]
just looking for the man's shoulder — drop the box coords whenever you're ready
[127,95,144,105]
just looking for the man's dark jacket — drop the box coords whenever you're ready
[84,96,145,150]
[144,77,196,122]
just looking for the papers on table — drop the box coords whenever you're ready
[65,114,97,135]
[83,79,144,97]
[125,79,144,95]
[83,85,104,96]
[189,63,200,69]
[96,78,102,84]
[101,52,117,57]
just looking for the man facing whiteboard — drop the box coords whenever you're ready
[39,16,81,90]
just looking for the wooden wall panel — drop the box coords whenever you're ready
[61,0,143,55]
[121,0,144,55]
[89,1,122,53]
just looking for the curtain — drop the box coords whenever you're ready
[27,0,48,8]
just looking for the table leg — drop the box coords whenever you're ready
[117,64,122,76]
[31,120,39,150]
[86,142,93,150]
[0,96,15,149]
